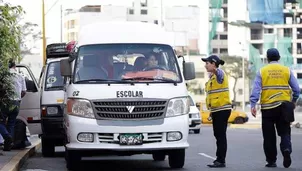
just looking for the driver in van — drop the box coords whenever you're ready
[143,52,161,71]
[145,53,159,68]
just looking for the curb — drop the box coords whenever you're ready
[0,139,41,171]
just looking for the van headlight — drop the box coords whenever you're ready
[166,97,190,117]
[67,99,95,119]
[190,113,200,119]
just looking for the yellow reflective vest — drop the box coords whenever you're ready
[260,63,291,109]
[205,70,232,113]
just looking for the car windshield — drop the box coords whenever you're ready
[73,44,182,83]
[45,61,64,91]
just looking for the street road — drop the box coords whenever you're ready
[21,127,302,171]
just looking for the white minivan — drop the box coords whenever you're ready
[60,21,196,170]
[15,64,42,137]
[38,43,69,157]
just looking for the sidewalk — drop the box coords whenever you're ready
[0,136,41,171]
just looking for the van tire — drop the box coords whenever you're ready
[168,149,185,169]
[152,152,166,161]
[41,137,55,157]
[65,149,81,170]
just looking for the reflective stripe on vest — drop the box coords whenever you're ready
[210,104,232,113]
[208,88,229,94]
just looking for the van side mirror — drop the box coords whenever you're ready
[183,62,195,80]
[60,59,72,77]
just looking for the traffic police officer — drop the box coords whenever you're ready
[202,55,232,168]
[250,48,300,168]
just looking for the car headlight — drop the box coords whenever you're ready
[190,113,200,119]
[67,99,95,118]
[166,97,190,117]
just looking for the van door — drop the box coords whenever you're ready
[16,65,42,135]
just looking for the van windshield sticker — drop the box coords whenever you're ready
[116,91,143,98]
[47,76,57,84]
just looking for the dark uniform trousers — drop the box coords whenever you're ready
[261,105,292,163]
[212,109,231,163]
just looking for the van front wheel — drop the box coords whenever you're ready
[65,149,81,170]
[41,137,55,157]
[168,149,185,169]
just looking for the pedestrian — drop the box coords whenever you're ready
[250,48,300,168]
[0,60,27,151]
[201,55,232,168]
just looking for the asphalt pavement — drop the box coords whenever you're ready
[20,127,302,171]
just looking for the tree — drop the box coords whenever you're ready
[0,2,24,108]
[219,55,253,103]
[20,22,41,56]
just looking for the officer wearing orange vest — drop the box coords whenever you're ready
[250,48,300,168]
[202,55,231,168]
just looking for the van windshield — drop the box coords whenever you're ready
[45,61,64,91]
[73,44,182,84]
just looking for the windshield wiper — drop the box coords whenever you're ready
[122,77,177,83]
[46,86,64,90]
[75,79,131,84]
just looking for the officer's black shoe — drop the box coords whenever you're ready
[283,150,291,168]
[207,161,226,168]
[265,163,277,167]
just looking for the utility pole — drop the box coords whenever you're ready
[60,4,63,42]
[42,0,46,66]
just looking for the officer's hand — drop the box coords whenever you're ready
[251,107,257,118]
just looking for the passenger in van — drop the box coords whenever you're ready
[133,57,147,71]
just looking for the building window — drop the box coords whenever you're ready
[196,72,205,78]
[128,9,134,15]
[220,48,228,54]
[141,9,148,15]
[154,20,158,24]
[284,28,292,37]
[212,48,218,53]
[264,28,273,34]
[68,20,75,29]
[141,0,148,7]
[297,58,302,64]
[297,73,302,79]
[220,35,227,40]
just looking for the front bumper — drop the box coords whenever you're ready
[41,117,65,139]
[65,114,189,151]
[189,119,201,130]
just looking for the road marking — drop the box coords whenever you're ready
[198,153,216,160]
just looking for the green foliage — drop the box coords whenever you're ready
[0,2,24,108]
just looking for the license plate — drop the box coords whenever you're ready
[119,133,143,145]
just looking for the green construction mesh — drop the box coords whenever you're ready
[263,34,275,52]
[277,37,293,66]
[208,0,223,54]
[249,44,263,74]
